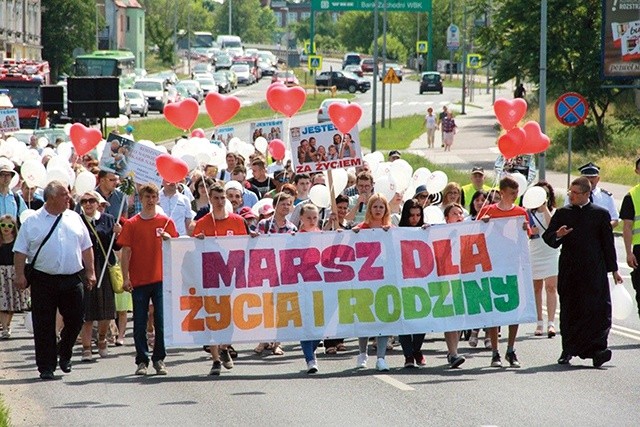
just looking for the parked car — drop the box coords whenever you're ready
[317,98,350,123]
[176,80,204,104]
[123,89,149,117]
[379,63,403,81]
[315,71,370,93]
[361,58,379,74]
[231,64,256,85]
[133,78,168,113]
[342,52,362,69]
[419,71,443,94]
[195,76,218,95]
[192,62,213,76]
[212,71,232,93]
[221,69,238,90]
[272,70,299,86]
[119,90,131,118]
[214,53,233,70]
[344,64,364,77]
[258,60,277,77]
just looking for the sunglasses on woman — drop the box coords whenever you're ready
[80,198,98,204]
[0,223,14,229]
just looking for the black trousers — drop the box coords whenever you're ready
[30,270,84,374]
[632,245,640,319]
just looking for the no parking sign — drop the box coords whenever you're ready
[554,92,588,127]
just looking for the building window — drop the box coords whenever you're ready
[287,12,296,24]
[126,16,130,32]
[301,12,310,20]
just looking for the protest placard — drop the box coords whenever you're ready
[250,119,284,142]
[211,126,235,147]
[99,132,163,186]
[0,108,20,132]
[163,217,536,346]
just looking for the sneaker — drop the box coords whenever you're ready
[135,362,148,375]
[209,360,221,376]
[1,328,11,339]
[448,354,466,369]
[505,351,521,368]
[414,351,427,366]
[153,360,168,375]
[356,353,368,369]
[491,353,503,368]
[468,333,478,348]
[220,350,234,370]
[404,356,416,368]
[484,338,492,349]
[376,358,390,372]
[81,349,93,362]
[306,359,318,374]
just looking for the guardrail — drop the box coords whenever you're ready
[299,84,337,97]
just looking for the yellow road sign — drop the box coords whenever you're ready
[467,54,482,69]
[416,40,428,53]
[308,55,322,70]
[383,67,401,84]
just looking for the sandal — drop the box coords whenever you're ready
[547,323,556,339]
[227,345,238,359]
[325,346,337,355]
[336,343,347,352]
[81,347,92,362]
[534,321,544,336]
[272,344,285,355]
[254,343,267,354]
[98,338,108,358]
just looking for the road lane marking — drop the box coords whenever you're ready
[373,374,415,391]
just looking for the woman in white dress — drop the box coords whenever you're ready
[527,181,560,338]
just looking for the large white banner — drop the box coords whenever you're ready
[163,218,536,346]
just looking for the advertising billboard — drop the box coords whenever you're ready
[602,0,640,79]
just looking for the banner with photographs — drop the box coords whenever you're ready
[602,0,640,78]
[211,126,235,147]
[99,133,163,187]
[0,109,20,132]
[250,119,284,142]
[289,122,363,174]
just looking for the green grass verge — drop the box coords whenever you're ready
[134,92,353,143]
[0,395,10,427]
[402,152,469,184]
[359,114,425,151]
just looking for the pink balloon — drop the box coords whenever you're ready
[191,128,206,138]
[205,92,241,126]
[497,127,527,159]
[164,98,199,131]
[328,102,363,134]
[268,139,286,160]
[155,154,189,183]
[69,123,102,156]
[494,98,527,131]
[521,121,550,154]
[266,86,306,117]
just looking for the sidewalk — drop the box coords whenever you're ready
[406,88,631,207]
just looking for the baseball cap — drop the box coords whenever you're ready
[471,166,485,175]
[389,150,401,160]
[415,185,429,196]
[238,206,256,220]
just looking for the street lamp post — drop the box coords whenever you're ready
[228,0,232,35]
[538,0,547,180]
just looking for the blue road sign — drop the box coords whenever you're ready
[554,92,588,127]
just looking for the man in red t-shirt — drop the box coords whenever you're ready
[477,175,529,369]
[192,183,248,376]
[118,184,178,376]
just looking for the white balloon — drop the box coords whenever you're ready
[411,167,431,189]
[372,161,392,181]
[251,198,273,217]
[63,123,73,136]
[326,168,348,196]
[390,159,413,192]
[195,151,212,167]
[20,209,36,223]
[426,171,448,194]
[37,137,49,149]
[238,142,256,160]
[47,168,72,187]
[424,206,445,224]
[137,139,155,148]
[309,184,331,208]
[9,172,19,189]
[41,147,56,158]
[74,171,97,195]
[363,152,382,169]
[56,142,72,160]
[508,172,528,197]
[46,155,69,172]
[522,186,547,209]
[254,136,268,154]
[611,284,634,320]
[117,114,129,127]
[374,175,397,202]
[26,148,41,161]
[180,154,198,171]
[96,140,106,159]
[24,311,34,334]
[156,145,168,154]
[228,137,242,153]
[369,151,385,164]
[225,199,233,214]
[21,159,47,188]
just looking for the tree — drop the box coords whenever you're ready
[41,0,96,80]
[475,0,630,147]
[372,35,409,63]
[212,0,277,43]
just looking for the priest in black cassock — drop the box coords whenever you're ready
[542,177,623,367]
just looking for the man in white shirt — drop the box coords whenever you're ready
[14,181,96,380]
[159,180,194,236]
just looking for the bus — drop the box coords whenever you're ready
[73,50,136,88]
[194,31,214,48]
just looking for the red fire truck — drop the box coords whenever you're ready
[0,59,50,129]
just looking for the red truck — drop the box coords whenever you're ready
[0,59,50,129]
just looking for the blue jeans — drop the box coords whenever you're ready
[132,282,165,366]
[300,340,320,362]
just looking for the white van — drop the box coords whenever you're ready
[216,35,243,57]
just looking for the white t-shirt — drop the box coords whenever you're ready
[425,114,437,129]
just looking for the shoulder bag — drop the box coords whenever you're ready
[24,214,62,285]
[86,219,124,294]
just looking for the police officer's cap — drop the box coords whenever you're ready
[578,162,600,177]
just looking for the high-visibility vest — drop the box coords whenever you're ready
[630,184,640,245]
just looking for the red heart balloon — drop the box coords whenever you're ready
[266,86,306,117]
[69,123,102,156]
[328,102,363,134]
[521,121,550,154]
[191,128,206,138]
[494,98,527,131]
[155,153,189,183]
[498,127,527,159]
[163,98,199,131]
[205,92,241,126]
[268,139,286,160]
